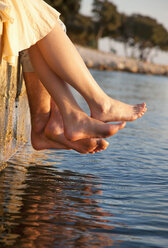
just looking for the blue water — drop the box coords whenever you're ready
[0,71,168,248]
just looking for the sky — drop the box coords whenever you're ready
[80,0,168,64]
[81,0,168,29]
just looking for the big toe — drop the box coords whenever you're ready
[137,102,146,111]
[134,103,147,119]
[96,139,109,152]
[89,139,109,153]
[108,121,126,136]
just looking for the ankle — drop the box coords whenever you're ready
[31,134,41,150]
[63,110,87,141]
[90,95,111,117]
[31,112,50,134]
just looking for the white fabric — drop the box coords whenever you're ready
[20,20,66,72]
[0,0,60,66]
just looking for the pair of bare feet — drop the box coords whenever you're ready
[31,100,110,154]
[25,24,147,154]
[63,97,147,142]
[27,25,147,153]
[31,97,146,154]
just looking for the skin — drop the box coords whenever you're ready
[1,16,146,153]
[36,21,147,122]
[27,20,146,141]
[28,46,126,142]
[23,72,110,154]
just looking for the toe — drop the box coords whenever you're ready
[109,121,126,136]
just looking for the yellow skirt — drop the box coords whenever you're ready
[0,0,60,66]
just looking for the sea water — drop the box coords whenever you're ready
[0,70,168,248]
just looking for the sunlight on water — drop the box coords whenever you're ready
[0,71,168,248]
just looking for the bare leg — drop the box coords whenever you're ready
[24,72,109,153]
[24,72,68,150]
[35,22,147,122]
[28,46,126,142]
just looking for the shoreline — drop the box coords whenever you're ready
[76,45,168,76]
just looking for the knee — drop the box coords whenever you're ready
[20,49,35,72]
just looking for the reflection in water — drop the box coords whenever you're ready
[0,146,121,248]
[1,71,168,248]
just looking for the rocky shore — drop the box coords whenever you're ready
[76,45,168,76]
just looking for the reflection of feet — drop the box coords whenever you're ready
[91,97,147,122]
[44,103,109,153]
[63,110,126,142]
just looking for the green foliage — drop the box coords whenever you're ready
[45,0,81,23]
[114,14,168,60]
[45,0,96,47]
[68,14,97,47]
[153,23,168,51]
[92,0,121,46]
[44,0,168,59]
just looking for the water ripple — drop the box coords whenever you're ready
[0,71,168,247]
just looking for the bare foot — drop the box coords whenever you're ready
[30,114,69,150]
[45,126,109,154]
[90,96,147,122]
[30,104,109,153]
[90,139,109,154]
[63,110,126,142]
[31,129,70,151]
[44,102,109,154]
[31,114,109,153]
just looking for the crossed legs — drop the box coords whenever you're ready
[34,21,147,123]
[23,71,110,153]
[22,19,146,152]
[28,45,126,142]
[28,21,146,141]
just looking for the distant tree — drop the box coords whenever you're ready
[68,14,97,47]
[45,0,96,47]
[152,23,168,51]
[92,0,121,47]
[44,0,81,27]
[111,13,129,57]
[45,0,168,59]
[115,14,168,61]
